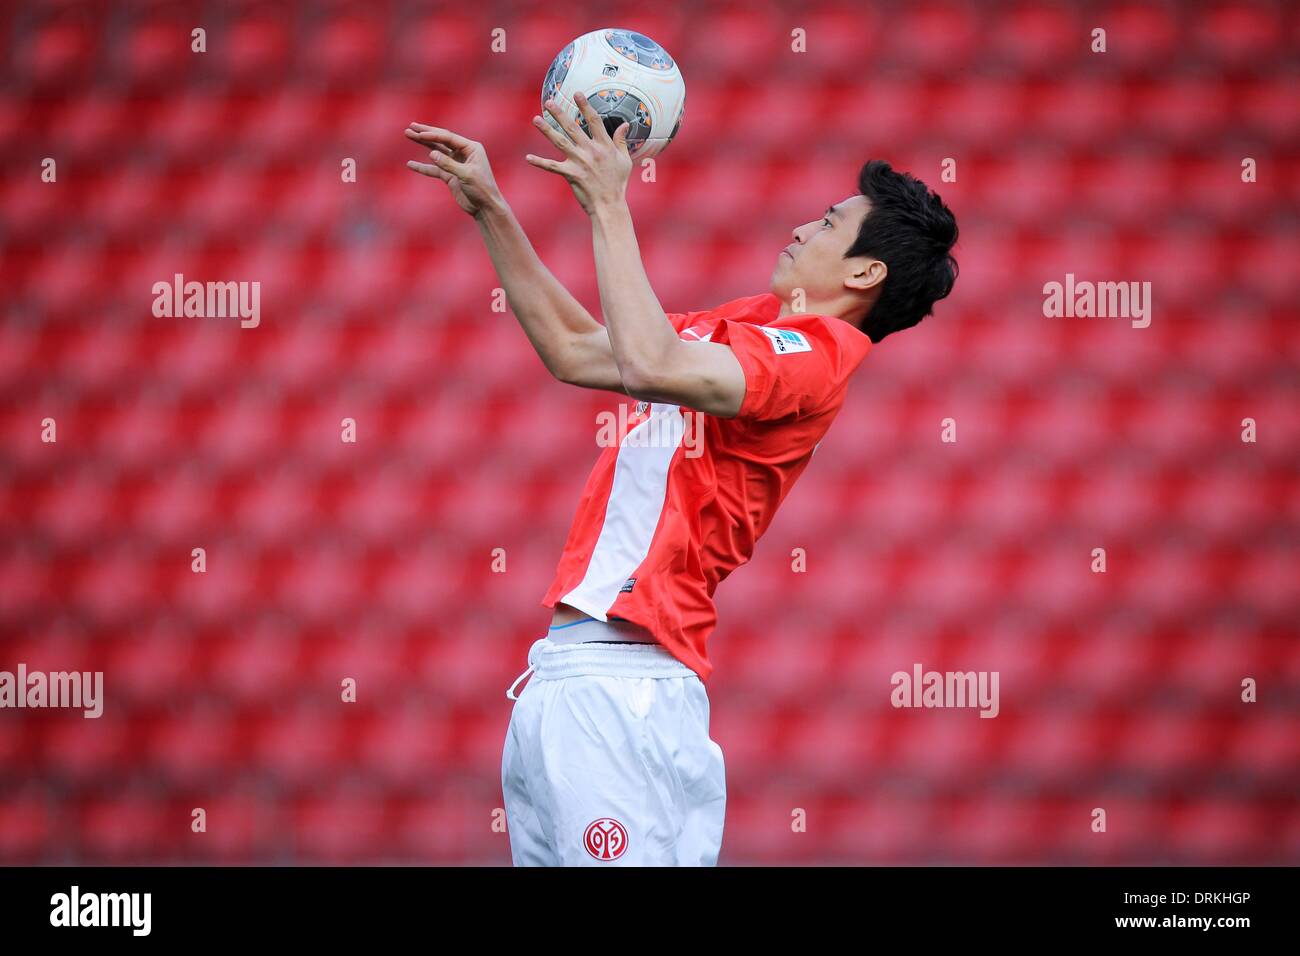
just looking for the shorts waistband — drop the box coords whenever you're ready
[545,616,658,646]
[505,633,694,699]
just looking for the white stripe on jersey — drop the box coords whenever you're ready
[560,402,686,618]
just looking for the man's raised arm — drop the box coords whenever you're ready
[405,122,624,392]
[523,96,747,418]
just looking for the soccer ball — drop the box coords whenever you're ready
[541,28,686,161]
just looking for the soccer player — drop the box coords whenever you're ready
[405,92,958,866]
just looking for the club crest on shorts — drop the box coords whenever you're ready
[583,817,629,861]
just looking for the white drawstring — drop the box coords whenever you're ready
[506,637,550,700]
[505,662,535,701]
[505,628,682,700]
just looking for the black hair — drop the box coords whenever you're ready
[845,159,959,343]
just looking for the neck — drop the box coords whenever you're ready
[777,294,868,328]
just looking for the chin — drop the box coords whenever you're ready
[769,270,792,298]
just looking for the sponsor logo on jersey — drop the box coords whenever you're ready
[760,327,812,354]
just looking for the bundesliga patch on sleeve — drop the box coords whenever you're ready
[759,327,813,354]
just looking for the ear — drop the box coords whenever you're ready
[844,258,886,294]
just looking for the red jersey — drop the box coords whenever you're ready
[541,292,873,681]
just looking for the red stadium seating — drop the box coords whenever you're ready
[1,0,1296,866]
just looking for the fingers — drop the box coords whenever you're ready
[524,153,568,175]
[406,160,448,180]
[531,113,578,154]
[405,135,455,157]
[543,98,586,144]
[612,121,630,152]
[420,149,470,180]
[404,131,465,159]
[407,148,466,181]
[405,123,475,152]
[572,90,609,142]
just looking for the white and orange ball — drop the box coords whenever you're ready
[541,28,686,160]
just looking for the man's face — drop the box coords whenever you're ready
[770,194,877,306]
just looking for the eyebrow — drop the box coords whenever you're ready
[825,204,839,221]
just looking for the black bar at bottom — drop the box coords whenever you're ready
[0,865,1285,942]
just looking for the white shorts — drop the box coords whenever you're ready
[500,620,726,866]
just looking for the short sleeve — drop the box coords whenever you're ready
[665,309,710,336]
[712,314,872,422]
[666,294,774,338]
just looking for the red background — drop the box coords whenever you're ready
[1,0,1298,863]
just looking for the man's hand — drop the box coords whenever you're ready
[526,91,634,216]
[405,123,505,218]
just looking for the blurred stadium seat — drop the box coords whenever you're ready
[0,0,1296,866]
